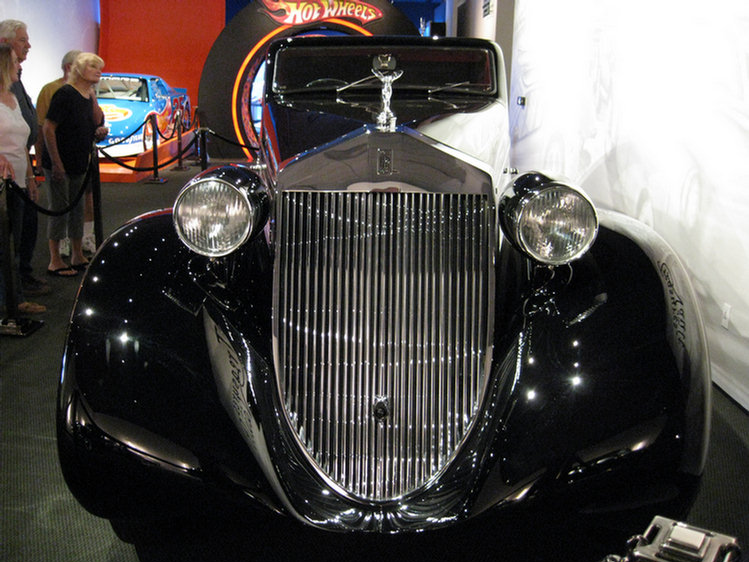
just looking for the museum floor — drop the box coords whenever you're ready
[1,164,748,562]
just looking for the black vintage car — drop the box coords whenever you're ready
[57,36,710,542]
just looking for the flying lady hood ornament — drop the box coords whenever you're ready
[372,53,403,132]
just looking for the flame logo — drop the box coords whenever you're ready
[259,0,384,26]
[100,104,133,122]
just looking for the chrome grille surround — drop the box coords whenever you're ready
[273,188,495,502]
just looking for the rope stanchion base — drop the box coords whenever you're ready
[0,317,44,337]
[144,175,168,184]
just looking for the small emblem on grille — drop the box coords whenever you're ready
[377,148,394,175]
[372,396,391,423]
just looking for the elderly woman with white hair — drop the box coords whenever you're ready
[41,52,107,276]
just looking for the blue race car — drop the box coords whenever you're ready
[96,73,191,157]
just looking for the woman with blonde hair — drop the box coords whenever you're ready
[41,51,107,276]
[0,42,45,314]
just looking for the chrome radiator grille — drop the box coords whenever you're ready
[274,191,494,501]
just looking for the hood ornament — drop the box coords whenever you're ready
[372,54,402,132]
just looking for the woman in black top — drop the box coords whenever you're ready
[42,52,107,276]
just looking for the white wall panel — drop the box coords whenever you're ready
[1,0,99,101]
[509,0,749,409]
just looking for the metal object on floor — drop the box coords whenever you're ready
[1,316,44,337]
[602,516,742,562]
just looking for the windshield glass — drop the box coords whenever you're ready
[97,76,149,102]
[273,45,496,95]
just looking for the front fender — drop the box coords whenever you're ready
[472,210,710,517]
[56,211,276,518]
[598,209,710,476]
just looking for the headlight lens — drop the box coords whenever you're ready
[501,173,598,265]
[174,177,253,257]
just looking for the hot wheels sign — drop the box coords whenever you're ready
[259,0,384,26]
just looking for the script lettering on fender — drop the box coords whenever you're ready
[259,0,384,26]
[208,320,257,444]
[205,315,281,487]
[659,262,687,350]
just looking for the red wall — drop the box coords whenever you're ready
[99,0,225,105]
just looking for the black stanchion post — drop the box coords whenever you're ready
[90,147,104,248]
[146,113,167,184]
[173,110,188,172]
[190,107,201,167]
[0,190,18,317]
[1,183,43,337]
[200,128,208,170]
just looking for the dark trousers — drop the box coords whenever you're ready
[6,188,38,282]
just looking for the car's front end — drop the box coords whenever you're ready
[58,36,710,538]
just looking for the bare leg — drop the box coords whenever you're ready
[70,238,89,268]
[48,238,76,275]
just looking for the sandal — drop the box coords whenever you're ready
[71,262,89,271]
[47,266,78,277]
[18,301,47,314]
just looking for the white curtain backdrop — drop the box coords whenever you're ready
[1,0,100,101]
[509,0,749,409]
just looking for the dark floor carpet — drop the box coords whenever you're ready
[1,164,747,561]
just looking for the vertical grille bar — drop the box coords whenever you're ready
[275,191,494,501]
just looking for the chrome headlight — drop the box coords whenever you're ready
[500,172,598,265]
[173,165,268,257]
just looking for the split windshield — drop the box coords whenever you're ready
[272,45,496,96]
